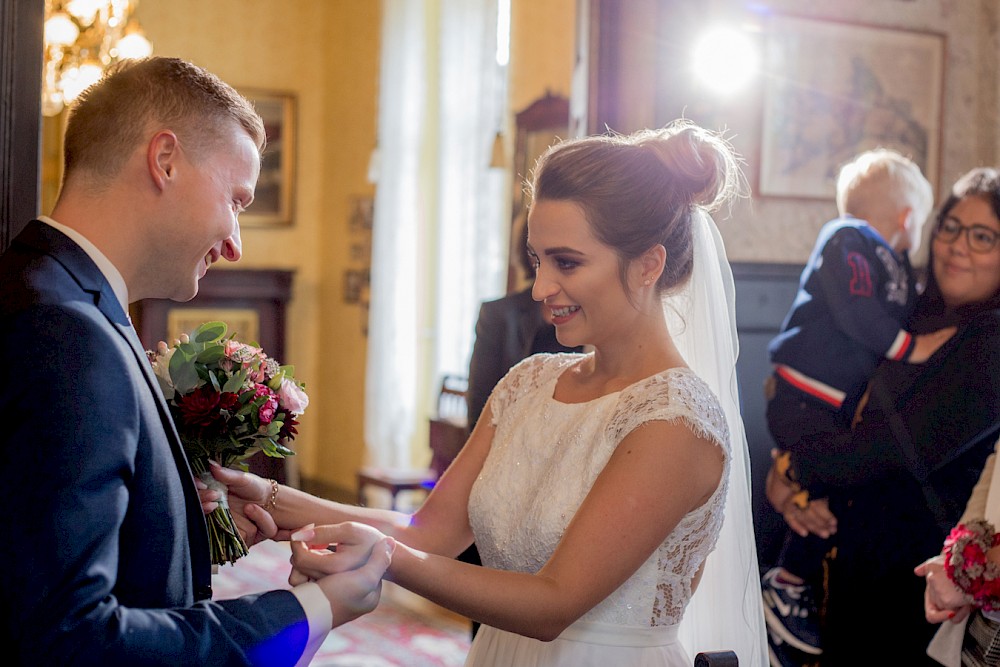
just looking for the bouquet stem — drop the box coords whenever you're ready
[194,465,250,566]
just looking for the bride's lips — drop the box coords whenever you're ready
[549,305,580,325]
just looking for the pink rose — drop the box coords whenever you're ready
[255,385,279,424]
[278,378,309,415]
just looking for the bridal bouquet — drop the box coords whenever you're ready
[147,321,308,565]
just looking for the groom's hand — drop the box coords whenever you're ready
[288,522,393,584]
[309,533,394,627]
[197,463,291,545]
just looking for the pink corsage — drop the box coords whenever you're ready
[943,519,1000,612]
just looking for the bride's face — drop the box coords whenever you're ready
[526,199,641,349]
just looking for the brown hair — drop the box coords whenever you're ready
[63,57,266,186]
[528,119,743,294]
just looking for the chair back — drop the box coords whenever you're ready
[437,374,468,425]
[429,374,469,478]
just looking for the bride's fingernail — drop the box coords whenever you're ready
[291,528,315,541]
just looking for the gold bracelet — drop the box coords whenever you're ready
[262,478,279,513]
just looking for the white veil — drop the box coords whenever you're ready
[666,208,767,667]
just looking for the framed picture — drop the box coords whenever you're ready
[240,89,296,226]
[167,307,261,346]
[759,16,944,199]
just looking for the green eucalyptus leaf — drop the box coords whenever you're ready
[223,370,248,394]
[196,346,226,365]
[193,321,227,344]
[169,354,200,395]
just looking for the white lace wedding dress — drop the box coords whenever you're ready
[465,352,731,667]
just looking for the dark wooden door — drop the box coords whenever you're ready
[0,0,43,252]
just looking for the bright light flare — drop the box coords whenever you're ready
[692,26,759,95]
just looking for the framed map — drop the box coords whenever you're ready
[759,16,944,199]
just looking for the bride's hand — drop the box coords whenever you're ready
[198,463,290,545]
[288,522,395,586]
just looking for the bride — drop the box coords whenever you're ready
[208,119,767,667]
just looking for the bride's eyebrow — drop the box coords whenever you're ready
[544,247,584,256]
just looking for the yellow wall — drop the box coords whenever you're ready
[128,0,575,497]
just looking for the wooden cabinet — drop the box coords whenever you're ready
[133,268,296,485]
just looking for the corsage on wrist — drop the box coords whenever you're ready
[942,519,1000,611]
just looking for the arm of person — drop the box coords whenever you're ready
[210,396,502,557]
[765,450,837,539]
[288,418,724,640]
[791,315,1000,493]
[817,228,921,361]
[913,437,1000,624]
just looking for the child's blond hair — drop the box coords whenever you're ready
[836,148,933,250]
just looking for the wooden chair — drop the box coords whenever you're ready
[356,465,435,511]
[428,374,469,479]
[356,374,469,510]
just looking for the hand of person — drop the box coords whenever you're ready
[288,522,392,584]
[287,523,396,626]
[198,463,291,545]
[777,494,838,539]
[765,452,837,538]
[909,326,958,363]
[914,554,972,624]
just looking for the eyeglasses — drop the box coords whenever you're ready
[935,216,1000,253]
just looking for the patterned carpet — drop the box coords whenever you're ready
[213,540,472,666]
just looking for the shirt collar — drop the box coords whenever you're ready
[37,215,130,314]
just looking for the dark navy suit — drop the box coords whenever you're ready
[1,221,308,665]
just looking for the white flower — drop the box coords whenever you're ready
[278,378,309,415]
[147,346,176,399]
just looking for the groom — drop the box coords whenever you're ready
[0,57,391,666]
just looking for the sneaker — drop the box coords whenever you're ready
[767,623,817,667]
[761,567,822,655]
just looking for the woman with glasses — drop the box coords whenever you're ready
[766,167,1000,666]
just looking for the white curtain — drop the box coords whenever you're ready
[365,0,507,468]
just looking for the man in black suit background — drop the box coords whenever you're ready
[0,57,391,666]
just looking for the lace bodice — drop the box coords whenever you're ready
[468,353,731,627]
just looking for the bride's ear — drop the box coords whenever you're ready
[635,244,666,287]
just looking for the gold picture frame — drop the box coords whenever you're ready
[240,89,296,226]
[167,308,261,347]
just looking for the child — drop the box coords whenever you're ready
[762,148,951,663]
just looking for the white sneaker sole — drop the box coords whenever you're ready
[762,596,823,655]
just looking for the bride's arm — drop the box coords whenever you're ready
[291,418,723,641]
[206,401,499,556]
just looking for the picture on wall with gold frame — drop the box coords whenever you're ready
[240,89,296,226]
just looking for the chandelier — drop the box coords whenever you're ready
[42,0,153,116]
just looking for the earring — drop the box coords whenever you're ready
[643,278,652,286]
